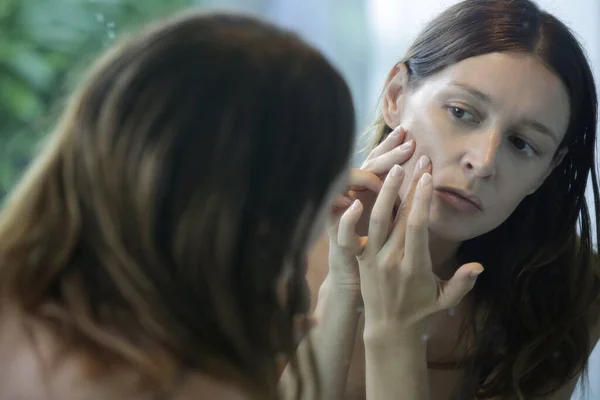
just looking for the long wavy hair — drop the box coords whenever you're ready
[0,11,354,399]
[369,1,600,398]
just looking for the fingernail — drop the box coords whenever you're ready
[400,139,414,150]
[350,199,362,211]
[390,127,403,137]
[418,173,431,187]
[391,164,403,177]
[418,155,430,170]
[469,267,484,278]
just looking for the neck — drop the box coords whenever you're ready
[428,231,461,281]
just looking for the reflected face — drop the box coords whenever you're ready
[385,52,570,241]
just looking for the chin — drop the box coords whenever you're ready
[428,219,477,242]
[428,205,486,242]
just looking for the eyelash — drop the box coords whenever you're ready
[446,106,540,157]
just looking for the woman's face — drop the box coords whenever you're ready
[383,52,571,241]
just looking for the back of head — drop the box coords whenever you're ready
[370,0,599,398]
[0,11,354,397]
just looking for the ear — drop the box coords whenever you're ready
[382,62,410,129]
[528,148,568,194]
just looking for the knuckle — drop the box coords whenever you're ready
[370,212,389,229]
[393,145,411,158]
[400,269,418,282]
[337,232,355,249]
[396,206,410,221]
[407,222,426,235]
[399,267,427,285]
[336,232,348,246]
[379,252,397,270]
[336,235,356,251]
[338,241,354,252]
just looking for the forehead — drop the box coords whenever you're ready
[420,52,571,141]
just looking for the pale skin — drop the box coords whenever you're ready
[308,52,600,400]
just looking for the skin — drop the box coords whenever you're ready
[385,51,570,271]
[0,307,254,400]
[308,51,599,400]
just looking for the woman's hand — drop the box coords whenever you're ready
[351,126,415,235]
[326,168,382,294]
[338,157,484,332]
[285,172,385,400]
[325,126,415,294]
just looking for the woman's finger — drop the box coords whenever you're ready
[403,172,434,271]
[331,194,354,210]
[364,126,406,160]
[361,139,415,176]
[338,200,366,255]
[388,155,432,252]
[331,169,381,213]
[365,164,405,255]
[347,169,383,193]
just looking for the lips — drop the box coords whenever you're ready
[435,187,483,212]
[391,187,483,217]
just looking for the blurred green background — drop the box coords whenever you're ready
[0,0,371,200]
[0,0,203,199]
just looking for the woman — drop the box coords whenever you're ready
[310,0,600,399]
[0,11,378,400]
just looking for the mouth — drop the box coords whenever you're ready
[434,187,483,213]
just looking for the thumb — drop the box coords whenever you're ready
[437,262,483,310]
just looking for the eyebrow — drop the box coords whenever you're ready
[450,82,494,105]
[521,118,560,144]
[449,82,560,144]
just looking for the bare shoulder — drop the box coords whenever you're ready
[0,309,52,399]
[0,309,251,400]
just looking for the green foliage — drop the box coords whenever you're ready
[0,0,196,199]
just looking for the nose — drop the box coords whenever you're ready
[460,128,501,179]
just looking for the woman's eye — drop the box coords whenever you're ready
[512,137,527,150]
[448,106,477,122]
[509,136,538,157]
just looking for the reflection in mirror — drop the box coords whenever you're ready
[0,0,598,399]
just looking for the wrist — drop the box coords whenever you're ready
[314,278,361,319]
[324,284,361,306]
[320,271,361,298]
[363,319,427,347]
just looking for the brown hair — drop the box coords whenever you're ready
[369,0,600,398]
[0,11,354,398]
